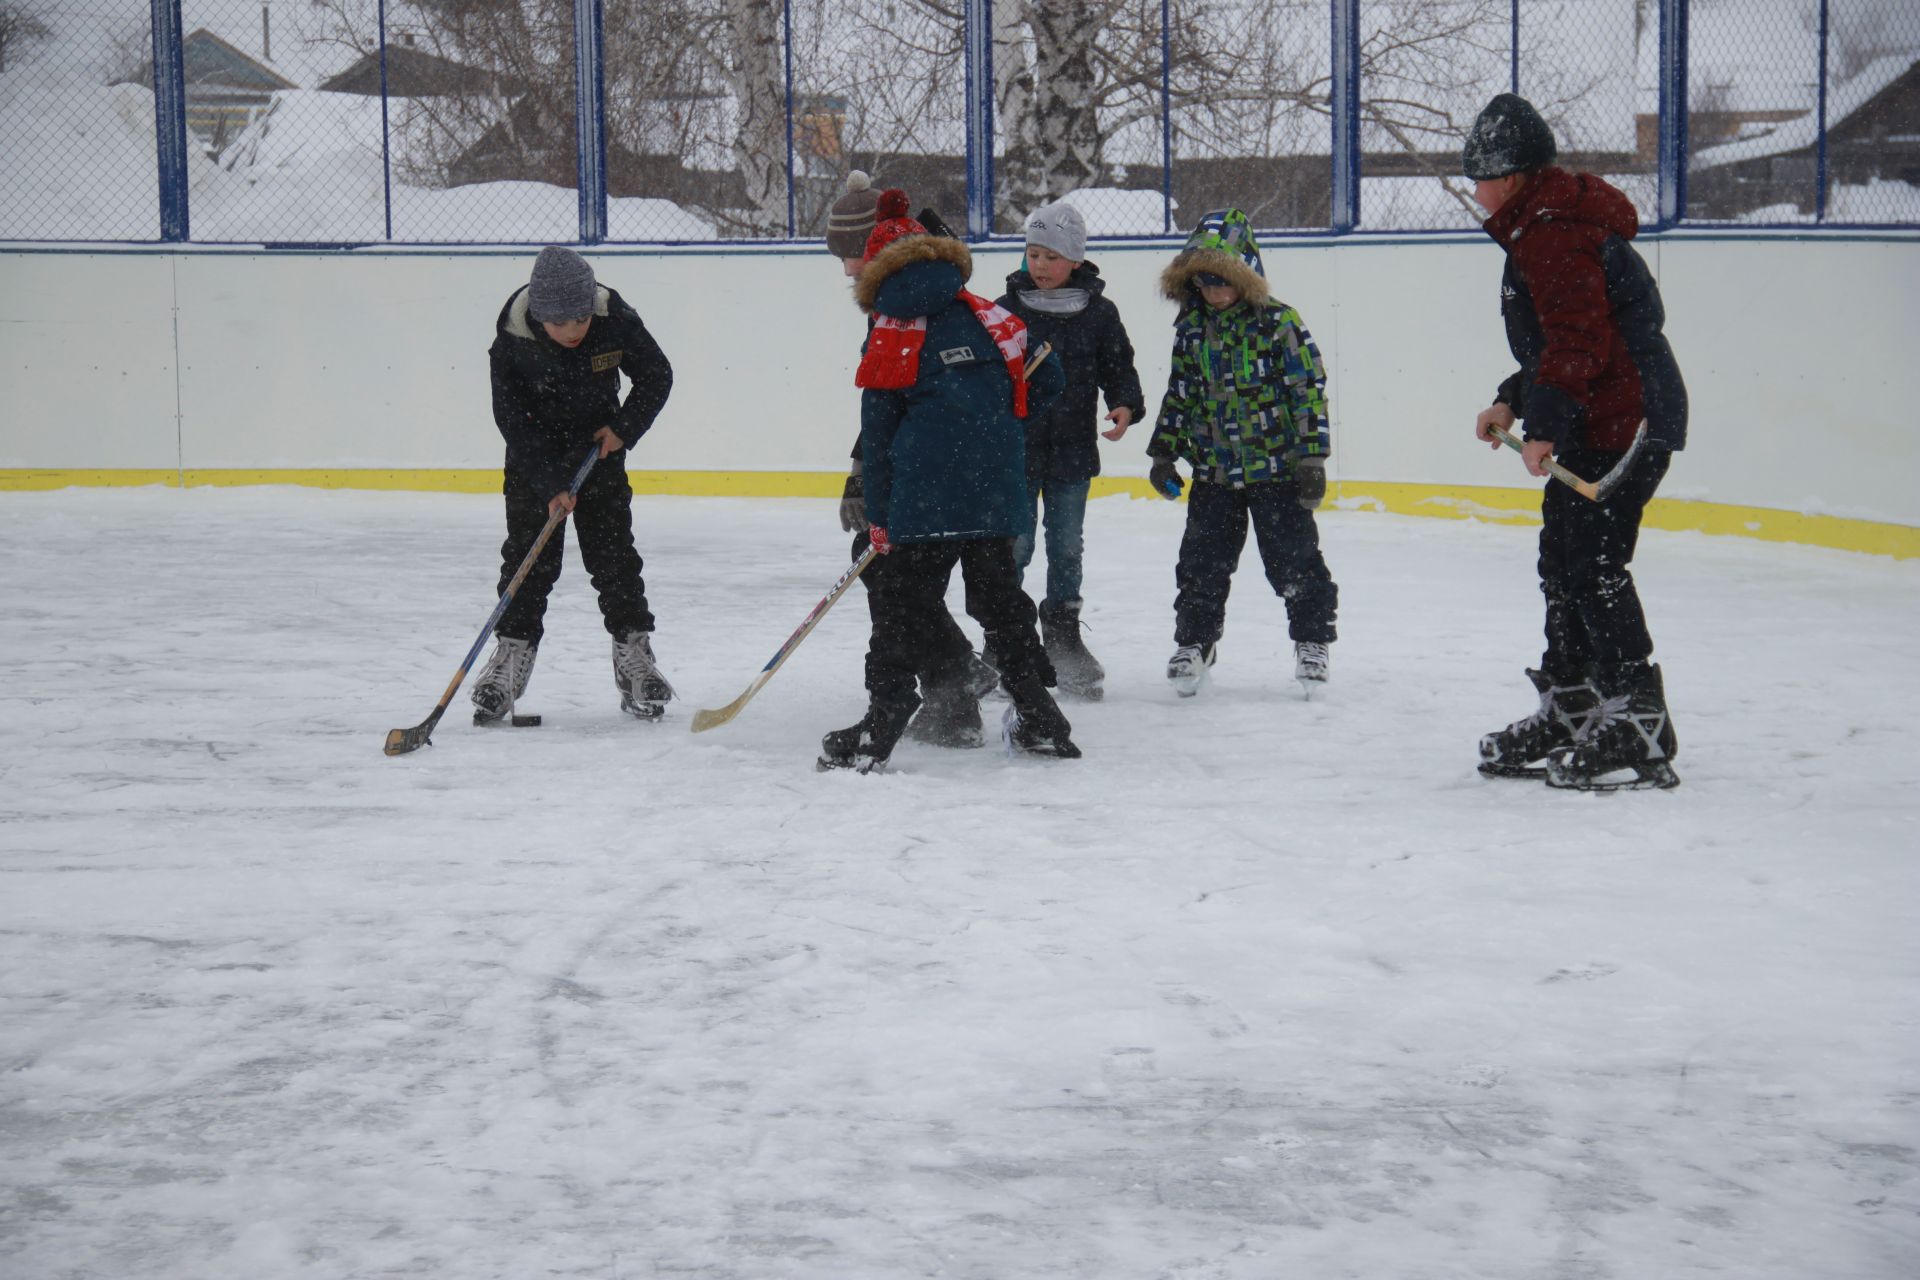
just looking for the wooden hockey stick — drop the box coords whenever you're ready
[690,546,878,733]
[384,448,599,756]
[1486,419,1648,503]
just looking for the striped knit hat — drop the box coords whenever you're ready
[826,171,882,258]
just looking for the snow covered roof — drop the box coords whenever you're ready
[1692,53,1920,170]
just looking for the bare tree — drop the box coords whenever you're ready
[0,0,51,75]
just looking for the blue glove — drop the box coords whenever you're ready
[1148,459,1183,500]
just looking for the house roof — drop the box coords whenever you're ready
[182,29,297,92]
[1692,54,1920,170]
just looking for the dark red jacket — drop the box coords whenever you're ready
[1485,168,1687,453]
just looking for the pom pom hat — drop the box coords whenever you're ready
[826,170,882,258]
[862,189,929,264]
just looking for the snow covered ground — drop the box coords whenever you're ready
[2,486,1916,1279]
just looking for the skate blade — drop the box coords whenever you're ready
[621,701,667,722]
[1478,761,1548,780]
[1545,760,1680,791]
[815,754,887,774]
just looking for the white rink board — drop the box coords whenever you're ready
[1,235,1916,524]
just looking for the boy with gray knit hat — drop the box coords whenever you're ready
[473,245,678,726]
[996,198,1146,700]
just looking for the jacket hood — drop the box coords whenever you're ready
[502,282,613,341]
[853,234,973,314]
[1159,208,1270,306]
[1485,167,1639,246]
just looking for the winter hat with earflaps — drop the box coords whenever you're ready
[1462,93,1558,180]
[826,171,882,258]
[527,246,596,323]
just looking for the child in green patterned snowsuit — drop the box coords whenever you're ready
[1146,208,1340,697]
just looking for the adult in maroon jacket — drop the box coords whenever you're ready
[1464,94,1688,791]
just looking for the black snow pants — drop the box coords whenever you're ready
[1173,477,1338,648]
[854,528,977,687]
[495,455,654,645]
[866,538,1050,706]
[1537,446,1671,684]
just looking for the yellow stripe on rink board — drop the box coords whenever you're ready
[4,469,1914,559]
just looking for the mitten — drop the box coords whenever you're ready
[1148,458,1183,501]
[838,468,867,532]
[1294,457,1327,510]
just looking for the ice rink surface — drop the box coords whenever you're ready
[3,487,1916,1279]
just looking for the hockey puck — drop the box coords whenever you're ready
[510,714,542,728]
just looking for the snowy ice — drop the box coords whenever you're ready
[2,487,1916,1278]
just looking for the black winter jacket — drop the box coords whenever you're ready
[489,283,673,497]
[997,262,1146,483]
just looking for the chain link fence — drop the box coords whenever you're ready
[3,0,1916,244]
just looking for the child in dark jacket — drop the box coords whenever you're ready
[996,200,1146,701]
[474,246,676,724]
[1146,209,1339,700]
[819,192,1074,772]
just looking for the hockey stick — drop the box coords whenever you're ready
[384,448,599,756]
[690,546,879,733]
[1487,420,1649,503]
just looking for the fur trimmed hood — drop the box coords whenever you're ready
[1158,208,1269,308]
[854,234,973,314]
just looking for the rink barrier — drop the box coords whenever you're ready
[3,469,1914,559]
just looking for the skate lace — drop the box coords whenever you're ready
[1573,691,1633,744]
[614,634,676,697]
[1296,642,1329,668]
[483,638,536,697]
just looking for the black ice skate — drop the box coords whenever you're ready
[1001,678,1082,759]
[817,694,920,773]
[1041,600,1105,701]
[1166,642,1217,698]
[472,636,538,725]
[1294,641,1330,697]
[1478,668,1604,779]
[905,673,986,749]
[612,631,675,721]
[1545,664,1680,791]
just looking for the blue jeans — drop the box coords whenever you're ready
[1012,478,1090,608]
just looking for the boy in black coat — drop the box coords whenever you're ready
[996,200,1146,700]
[474,246,676,723]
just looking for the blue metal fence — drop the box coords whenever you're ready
[2,0,1914,246]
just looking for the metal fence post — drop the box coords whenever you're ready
[378,0,393,241]
[148,0,189,241]
[964,0,994,239]
[783,0,797,238]
[1160,0,1173,235]
[1657,0,1689,228]
[1509,0,1519,93]
[1815,0,1830,222]
[574,0,608,243]
[1329,0,1360,232]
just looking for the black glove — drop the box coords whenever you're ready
[838,468,868,532]
[1148,458,1183,501]
[1294,456,1326,510]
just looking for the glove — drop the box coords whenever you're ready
[1148,458,1183,501]
[869,525,893,555]
[838,469,867,532]
[1294,456,1327,510]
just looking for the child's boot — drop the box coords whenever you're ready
[818,691,921,773]
[612,630,675,720]
[472,636,537,724]
[1166,642,1217,698]
[906,672,986,749]
[1001,676,1081,759]
[1041,600,1105,700]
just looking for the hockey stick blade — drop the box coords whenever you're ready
[691,547,878,734]
[1588,420,1650,502]
[384,718,437,756]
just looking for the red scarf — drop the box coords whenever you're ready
[856,290,1031,416]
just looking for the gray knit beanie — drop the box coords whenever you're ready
[1024,200,1087,263]
[527,246,596,323]
[826,171,882,259]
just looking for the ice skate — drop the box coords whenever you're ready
[1041,600,1105,701]
[1000,677,1081,759]
[1478,668,1603,778]
[612,630,675,721]
[905,674,986,749]
[1166,642,1216,698]
[1294,641,1330,697]
[471,636,537,725]
[817,694,919,773]
[1545,664,1680,791]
